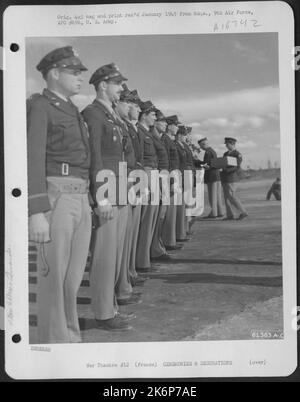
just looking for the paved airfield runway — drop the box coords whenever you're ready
[29,177,283,343]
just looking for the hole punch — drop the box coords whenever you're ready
[10,43,19,52]
[12,188,21,197]
[12,334,21,343]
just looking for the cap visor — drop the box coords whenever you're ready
[65,63,88,71]
[111,74,128,83]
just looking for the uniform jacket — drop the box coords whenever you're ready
[221,149,243,183]
[161,134,180,171]
[151,127,169,171]
[182,141,195,171]
[125,120,143,169]
[116,117,136,171]
[137,123,158,169]
[82,99,127,204]
[203,147,221,184]
[174,140,188,172]
[27,89,90,215]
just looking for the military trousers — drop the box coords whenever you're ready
[129,204,142,278]
[136,167,160,268]
[207,181,224,217]
[222,182,247,218]
[136,203,160,268]
[176,203,187,240]
[90,205,129,320]
[36,176,91,344]
[150,204,168,258]
[115,205,136,299]
[267,189,281,201]
[161,200,177,247]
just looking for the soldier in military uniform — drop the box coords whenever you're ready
[136,101,160,272]
[161,115,182,251]
[122,89,148,286]
[82,63,133,331]
[179,125,196,233]
[150,109,171,261]
[174,125,189,241]
[114,85,143,305]
[27,46,91,343]
[198,137,224,218]
[221,137,248,220]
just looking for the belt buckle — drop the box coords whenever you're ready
[62,163,69,176]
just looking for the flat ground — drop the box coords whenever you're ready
[29,177,283,343]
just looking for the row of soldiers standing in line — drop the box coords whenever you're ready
[27,46,201,343]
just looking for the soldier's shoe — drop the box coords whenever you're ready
[131,276,148,286]
[237,213,248,220]
[165,244,183,251]
[132,290,143,297]
[217,215,225,218]
[222,216,235,221]
[95,317,133,331]
[115,312,136,321]
[117,294,142,306]
[151,253,172,261]
[136,266,158,273]
[176,237,190,242]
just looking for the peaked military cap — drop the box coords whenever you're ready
[139,100,156,113]
[36,46,87,75]
[89,63,127,87]
[224,137,237,144]
[155,109,167,121]
[119,83,132,102]
[126,89,141,105]
[186,126,193,134]
[177,125,187,135]
[198,136,207,144]
[166,115,181,126]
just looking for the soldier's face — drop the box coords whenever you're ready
[105,80,123,103]
[145,111,156,127]
[116,101,130,119]
[155,120,167,133]
[57,68,83,96]
[199,140,208,150]
[128,103,140,121]
[226,142,235,151]
[168,124,178,136]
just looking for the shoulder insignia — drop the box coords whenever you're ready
[26,93,44,114]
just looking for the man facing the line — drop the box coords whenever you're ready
[198,137,224,219]
[221,137,248,221]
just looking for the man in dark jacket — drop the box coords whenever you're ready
[135,101,160,272]
[161,115,182,250]
[220,137,248,220]
[266,177,281,201]
[198,137,224,218]
[174,126,189,241]
[123,89,147,286]
[150,109,171,261]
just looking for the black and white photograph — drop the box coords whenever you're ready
[4,2,297,379]
[26,32,284,345]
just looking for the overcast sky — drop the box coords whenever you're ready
[26,33,280,169]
